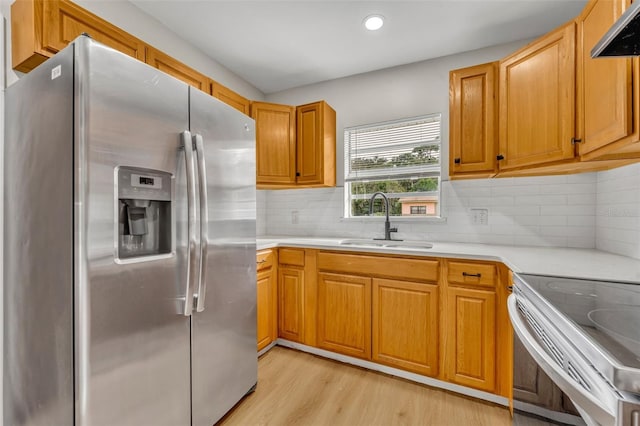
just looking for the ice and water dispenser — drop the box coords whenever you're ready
[117,167,172,259]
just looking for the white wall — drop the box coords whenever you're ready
[596,163,640,259]
[260,41,598,249]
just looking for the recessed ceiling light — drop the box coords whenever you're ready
[364,15,384,31]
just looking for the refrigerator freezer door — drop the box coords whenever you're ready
[189,88,257,426]
[76,38,191,425]
[4,40,75,426]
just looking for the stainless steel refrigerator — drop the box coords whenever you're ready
[4,35,257,426]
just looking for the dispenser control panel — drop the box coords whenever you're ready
[117,166,172,260]
[131,173,163,189]
[118,168,171,202]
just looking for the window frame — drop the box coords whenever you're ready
[343,113,443,220]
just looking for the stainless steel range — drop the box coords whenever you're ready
[508,273,640,426]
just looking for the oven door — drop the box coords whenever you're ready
[508,294,617,426]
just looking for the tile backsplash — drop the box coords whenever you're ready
[596,163,640,259]
[259,173,598,249]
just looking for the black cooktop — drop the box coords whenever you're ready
[517,274,640,370]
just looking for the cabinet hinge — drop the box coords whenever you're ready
[454,158,461,164]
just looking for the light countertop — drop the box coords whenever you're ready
[257,236,640,284]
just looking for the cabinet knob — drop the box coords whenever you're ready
[462,272,481,278]
[496,154,505,161]
[571,138,582,145]
[296,172,300,177]
[454,158,461,164]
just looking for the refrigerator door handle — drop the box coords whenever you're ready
[194,133,209,312]
[181,130,198,316]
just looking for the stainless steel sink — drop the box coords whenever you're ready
[338,239,433,249]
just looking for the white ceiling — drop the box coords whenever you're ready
[130,0,588,94]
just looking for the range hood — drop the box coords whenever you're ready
[592,0,640,57]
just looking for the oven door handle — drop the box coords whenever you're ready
[507,295,616,426]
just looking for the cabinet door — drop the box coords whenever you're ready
[296,101,336,187]
[278,266,304,342]
[12,0,146,72]
[211,82,250,115]
[444,286,496,392]
[257,267,276,351]
[449,62,498,177]
[499,23,576,170]
[146,46,210,93]
[372,278,438,376]
[577,0,633,156]
[252,102,297,187]
[317,272,371,359]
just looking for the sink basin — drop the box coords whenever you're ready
[339,239,433,249]
[383,241,434,249]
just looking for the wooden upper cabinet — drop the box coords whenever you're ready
[211,82,251,115]
[577,0,637,158]
[499,22,577,170]
[145,46,210,93]
[252,102,297,187]
[12,0,145,72]
[449,62,498,178]
[296,101,337,187]
[252,100,336,189]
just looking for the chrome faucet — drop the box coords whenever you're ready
[369,192,402,241]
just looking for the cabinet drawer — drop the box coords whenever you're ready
[256,250,274,271]
[447,261,496,288]
[279,248,305,266]
[318,252,439,282]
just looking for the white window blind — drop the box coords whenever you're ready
[344,113,441,182]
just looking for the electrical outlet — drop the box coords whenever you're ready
[470,208,489,225]
[291,210,299,224]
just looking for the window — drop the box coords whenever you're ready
[344,113,441,218]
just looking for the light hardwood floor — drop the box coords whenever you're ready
[219,346,516,426]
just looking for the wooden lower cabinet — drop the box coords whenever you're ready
[276,250,510,399]
[372,278,438,376]
[278,266,305,342]
[317,272,371,359]
[256,250,277,351]
[444,286,496,392]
